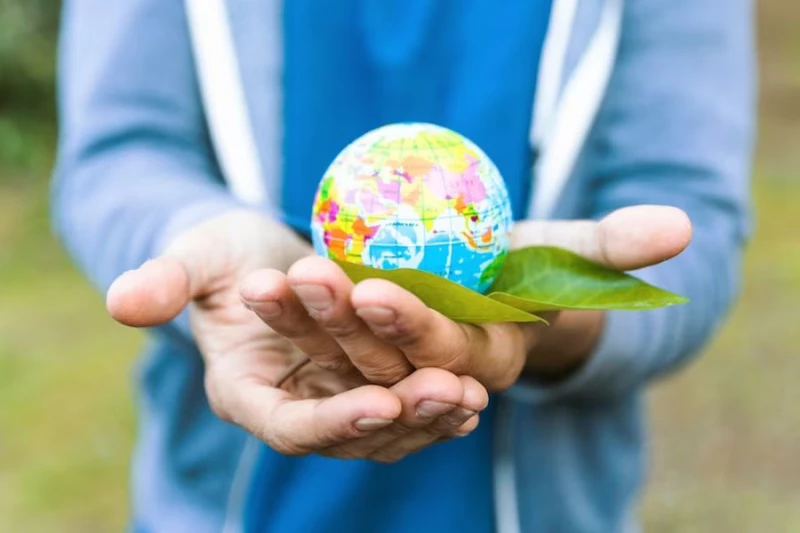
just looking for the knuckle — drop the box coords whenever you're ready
[323,319,364,341]
[311,409,363,446]
[441,352,471,374]
[362,361,411,385]
[414,349,469,375]
[292,337,349,369]
[377,316,425,347]
[425,418,465,438]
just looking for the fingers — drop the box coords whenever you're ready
[321,369,488,463]
[210,364,486,461]
[106,257,193,327]
[367,374,487,463]
[265,386,401,455]
[598,205,692,268]
[240,269,356,376]
[352,278,471,371]
[105,213,232,327]
[511,205,693,271]
[287,256,414,385]
[322,367,462,457]
[207,358,402,455]
[352,279,531,390]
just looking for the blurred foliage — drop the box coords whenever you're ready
[0,0,60,176]
[0,0,60,112]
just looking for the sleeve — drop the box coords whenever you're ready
[509,0,757,404]
[51,0,249,339]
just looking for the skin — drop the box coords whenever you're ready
[106,205,691,462]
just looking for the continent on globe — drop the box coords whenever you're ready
[310,122,513,294]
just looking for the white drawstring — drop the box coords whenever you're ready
[530,0,579,151]
[185,0,268,207]
[529,0,625,220]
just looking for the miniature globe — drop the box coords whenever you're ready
[310,122,513,294]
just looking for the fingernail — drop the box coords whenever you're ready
[416,400,455,421]
[443,408,476,426]
[354,418,394,431]
[355,306,396,326]
[292,284,333,313]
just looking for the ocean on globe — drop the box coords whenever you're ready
[310,123,513,294]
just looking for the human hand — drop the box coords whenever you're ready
[249,205,692,391]
[106,210,487,461]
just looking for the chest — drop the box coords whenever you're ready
[283,1,551,118]
[280,0,553,228]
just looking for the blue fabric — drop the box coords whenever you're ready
[245,404,497,533]
[52,0,756,532]
[250,2,551,531]
[281,0,552,232]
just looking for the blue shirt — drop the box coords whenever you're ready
[246,2,552,532]
[280,0,552,232]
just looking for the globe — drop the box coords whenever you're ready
[310,122,513,294]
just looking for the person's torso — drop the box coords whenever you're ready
[245,2,550,532]
[132,1,648,532]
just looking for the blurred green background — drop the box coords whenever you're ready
[0,2,798,531]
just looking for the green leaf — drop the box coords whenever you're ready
[487,246,689,311]
[333,259,544,324]
[333,246,688,324]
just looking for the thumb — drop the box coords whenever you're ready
[105,209,315,328]
[511,205,693,271]
[106,235,216,328]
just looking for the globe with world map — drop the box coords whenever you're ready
[310,123,513,294]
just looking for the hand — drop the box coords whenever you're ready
[248,205,692,391]
[106,210,487,462]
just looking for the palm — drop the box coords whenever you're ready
[189,284,364,401]
[162,212,365,401]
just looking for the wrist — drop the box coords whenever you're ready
[523,310,605,383]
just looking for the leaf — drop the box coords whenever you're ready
[333,246,688,324]
[333,260,544,324]
[487,246,689,311]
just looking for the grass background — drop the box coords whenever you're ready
[0,1,798,531]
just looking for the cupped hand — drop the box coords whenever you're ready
[106,210,487,461]
[247,205,692,391]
